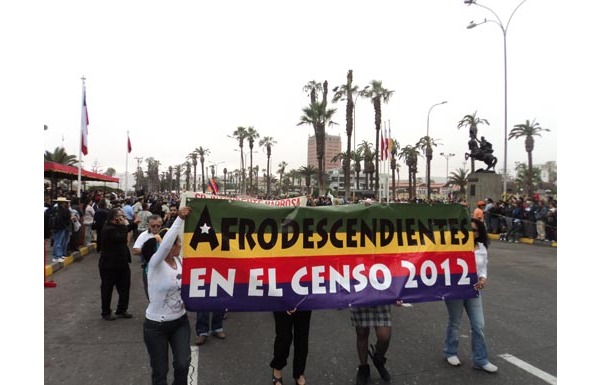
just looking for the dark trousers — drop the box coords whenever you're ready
[270,310,312,379]
[99,265,131,316]
[143,314,191,385]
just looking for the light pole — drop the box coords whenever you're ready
[426,100,447,200]
[440,152,456,183]
[465,0,527,196]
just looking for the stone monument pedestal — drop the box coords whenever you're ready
[467,172,502,214]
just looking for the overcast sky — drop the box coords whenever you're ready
[16,0,559,185]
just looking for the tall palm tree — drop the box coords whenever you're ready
[231,126,248,194]
[186,152,198,191]
[360,80,394,199]
[390,139,400,201]
[184,161,191,191]
[332,69,360,198]
[277,161,288,196]
[509,119,550,197]
[298,165,317,196]
[399,145,421,200]
[448,168,470,200]
[298,80,337,196]
[193,146,210,193]
[245,127,260,195]
[416,136,442,201]
[44,147,79,166]
[259,136,277,197]
[358,140,375,191]
[174,164,182,193]
[331,150,352,195]
[351,149,364,191]
[514,162,543,195]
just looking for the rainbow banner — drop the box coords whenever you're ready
[180,195,478,312]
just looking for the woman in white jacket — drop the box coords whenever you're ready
[142,206,192,385]
[443,217,498,373]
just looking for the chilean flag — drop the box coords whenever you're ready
[208,178,219,194]
[127,134,132,153]
[81,85,89,156]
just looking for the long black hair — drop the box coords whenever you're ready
[471,218,489,248]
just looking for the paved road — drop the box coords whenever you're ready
[44,240,557,385]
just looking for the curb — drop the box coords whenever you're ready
[45,243,97,277]
[488,233,556,247]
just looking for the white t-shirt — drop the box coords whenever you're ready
[145,217,185,322]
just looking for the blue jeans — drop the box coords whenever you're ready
[444,296,490,366]
[195,311,225,336]
[52,228,68,258]
[143,314,191,385]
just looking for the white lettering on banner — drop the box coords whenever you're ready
[191,192,306,207]
[188,259,472,298]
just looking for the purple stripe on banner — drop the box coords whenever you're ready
[182,273,478,312]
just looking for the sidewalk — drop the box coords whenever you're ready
[44,238,97,278]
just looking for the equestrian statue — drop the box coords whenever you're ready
[465,136,497,172]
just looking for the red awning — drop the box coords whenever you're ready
[44,161,120,183]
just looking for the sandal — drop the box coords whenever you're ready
[272,371,283,385]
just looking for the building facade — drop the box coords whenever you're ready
[307,133,342,171]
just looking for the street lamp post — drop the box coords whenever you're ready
[426,100,447,200]
[440,152,456,183]
[465,0,527,197]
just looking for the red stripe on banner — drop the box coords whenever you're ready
[182,250,475,285]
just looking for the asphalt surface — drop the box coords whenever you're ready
[44,239,557,385]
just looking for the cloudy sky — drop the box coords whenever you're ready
[13,0,559,186]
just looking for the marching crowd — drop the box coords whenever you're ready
[44,188,553,385]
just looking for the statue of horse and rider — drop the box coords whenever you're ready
[466,136,497,171]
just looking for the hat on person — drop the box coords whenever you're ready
[53,197,70,203]
[477,200,485,206]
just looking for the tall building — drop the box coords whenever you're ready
[307,133,342,171]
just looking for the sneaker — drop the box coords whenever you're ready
[475,362,498,373]
[52,257,65,263]
[356,364,370,385]
[102,314,116,321]
[446,356,461,367]
[195,335,207,345]
[213,330,226,339]
[115,312,133,319]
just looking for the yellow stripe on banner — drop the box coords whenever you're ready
[183,231,472,258]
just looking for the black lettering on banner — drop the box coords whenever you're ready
[239,218,256,250]
[257,218,278,250]
[302,218,314,249]
[316,218,328,248]
[281,218,299,249]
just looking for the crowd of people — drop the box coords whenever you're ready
[43,187,552,384]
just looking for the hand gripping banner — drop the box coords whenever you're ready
[180,195,478,312]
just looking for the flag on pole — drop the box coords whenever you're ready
[387,127,394,156]
[127,134,132,153]
[208,178,219,194]
[381,126,388,161]
[81,85,89,155]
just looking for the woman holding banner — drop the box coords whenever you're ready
[442,218,498,373]
[270,308,312,385]
[143,206,192,385]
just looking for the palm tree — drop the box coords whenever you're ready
[186,152,198,191]
[332,70,360,198]
[389,139,400,201]
[360,80,394,199]
[193,147,210,193]
[358,140,375,191]
[105,167,116,177]
[298,80,337,196]
[416,136,442,201]
[351,150,364,191]
[259,136,277,197]
[399,145,421,200]
[514,162,543,195]
[231,126,248,194]
[277,161,288,196]
[457,111,490,140]
[44,147,78,166]
[184,161,191,191]
[245,127,260,195]
[331,150,352,196]
[174,164,182,193]
[509,119,550,197]
[448,168,470,200]
[298,165,317,196]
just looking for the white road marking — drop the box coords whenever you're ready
[498,353,557,385]
[189,345,199,385]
